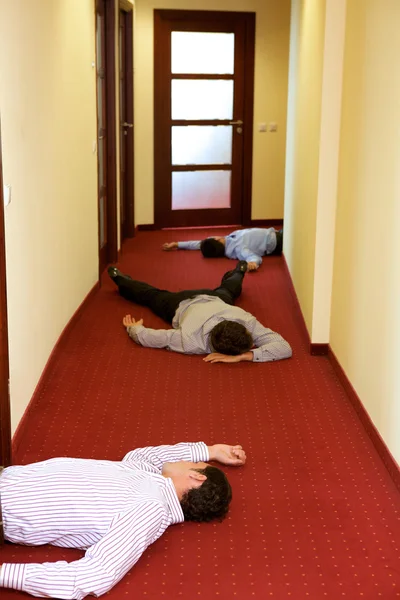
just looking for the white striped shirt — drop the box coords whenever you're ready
[128,294,292,362]
[0,442,209,599]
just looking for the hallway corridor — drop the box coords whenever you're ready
[1,229,399,599]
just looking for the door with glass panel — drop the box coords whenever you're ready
[96,0,118,274]
[96,0,109,271]
[119,7,135,242]
[154,11,255,228]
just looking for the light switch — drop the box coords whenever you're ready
[258,123,267,132]
[269,122,278,132]
[3,184,11,207]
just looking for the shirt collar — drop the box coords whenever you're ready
[163,477,184,524]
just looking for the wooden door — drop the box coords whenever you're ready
[154,10,255,228]
[119,7,135,241]
[96,0,117,273]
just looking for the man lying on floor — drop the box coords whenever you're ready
[0,442,246,599]
[108,261,292,364]
[162,227,283,271]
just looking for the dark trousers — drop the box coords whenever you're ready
[114,268,245,324]
[270,228,283,256]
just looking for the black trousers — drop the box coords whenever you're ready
[270,228,283,256]
[114,268,245,324]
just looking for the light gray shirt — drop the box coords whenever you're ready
[127,295,292,363]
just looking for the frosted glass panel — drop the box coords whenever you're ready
[172,171,231,210]
[171,32,234,74]
[172,80,233,120]
[172,126,232,165]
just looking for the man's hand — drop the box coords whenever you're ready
[123,315,143,328]
[203,352,253,364]
[247,261,259,271]
[208,444,246,466]
[162,242,178,251]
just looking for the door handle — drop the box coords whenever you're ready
[122,122,134,128]
[229,120,243,125]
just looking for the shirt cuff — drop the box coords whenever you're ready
[189,442,209,463]
[127,324,144,342]
[0,563,26,591]
[251,348,263,362]
[248,256,262,266]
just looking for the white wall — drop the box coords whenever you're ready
[134,0,291,224]
[283,0,327,333]
[0,0,99,433]
[330,0,400,464]
[285,0,400,464]
[284,0,345,342]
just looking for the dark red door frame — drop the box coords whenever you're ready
[119,6,135,241]
[96,0,118,275]
[0,118,11,467]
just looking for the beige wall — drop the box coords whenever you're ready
[0,0,99,433]
[283,0,326,333]
[134,0,291,225]
[330,0,400,463]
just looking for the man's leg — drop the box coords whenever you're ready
[108,267,179,323]
[108,261,247,321]
[164,261,247,309]
[212,261,247,304]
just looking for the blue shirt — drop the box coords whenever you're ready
[178,228,278,266]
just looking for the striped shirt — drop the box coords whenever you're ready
[178,227,278,266]
[0,442,209,599]
[128,295,292,362]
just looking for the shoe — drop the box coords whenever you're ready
[236,260,248,273]
[108,266,123,280]
[222,261,248,282]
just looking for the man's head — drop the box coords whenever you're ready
[162,461,232,522]
[210,321,253,355]
[200,237,226,258]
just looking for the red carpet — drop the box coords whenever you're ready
[1,229,400,599]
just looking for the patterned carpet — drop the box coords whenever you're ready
[1,229,399,599]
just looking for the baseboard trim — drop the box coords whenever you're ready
[328,347,400,490]
[136,224,156,231]
[137,220,284,232]
[12,281,100,458]
[282,255,400,489]
[250,219,284,228]
[281,254,311,348]
[310,343,329,355]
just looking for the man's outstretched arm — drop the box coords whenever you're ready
[162,240,201,251]
[235,246,263,269]
[247,318,292,362]
[123,315,184,352]
[123,442,246,470]
[123,442,210,469]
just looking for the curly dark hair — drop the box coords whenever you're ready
[200,238,225,258]
[180,466,232,522]
[210,320,253,355]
